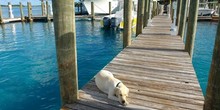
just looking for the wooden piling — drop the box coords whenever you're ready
[109,2,111,15]
[185,0,199,57]
[46,1,50,21]
[27,2,33,22]
[143,0,149,27]
[176,0,181,26]
[152,1,156,18]
[19,2,25,21]
[52,0,78,105]
[204,3,220,109]
[91,2,94,20]
[41,1,45,16]
[178,0,188,38]
[123,0,132,48]
[136,0,145,36]
[0,4,3,23]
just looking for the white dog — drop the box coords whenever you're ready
[95,70,129,106]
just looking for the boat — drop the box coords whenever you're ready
[100,0,137,29]
[198,8,215,16]
[198,2,216,16]
[82,0,119,15]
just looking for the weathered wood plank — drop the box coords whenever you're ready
[65,15,204,110]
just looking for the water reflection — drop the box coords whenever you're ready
[0,24,6,38]
[10,24,16,36]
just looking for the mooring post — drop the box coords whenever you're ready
[147,0,153,26]
[136,0,145,36]
[8,2,14,18]
[178,0,188,38]
[109,2,111,15]
[152,1,156,18]
[41,1,45,16]
[176,0,181,26]
[123,0,132,48]
[204,2,220,109]
[27,2,33,22]
[143,0,149,27]
[185,0,199,57]
[170,0,178,36]
[167,0,171,18]
[19,2,25,21]
[46,1,50,21]
[52,0,78,106]
[0,3,3,23]
[91,2,95,20]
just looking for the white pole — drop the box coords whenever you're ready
[167,3,170,18]
[8,3,14,18]
[160,5,164,15]
[147,0,153,26]
[171,0,177,36]
[49,4,53,15]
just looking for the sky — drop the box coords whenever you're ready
[1,0,80,5]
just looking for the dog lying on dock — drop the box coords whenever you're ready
[95,70,129,106]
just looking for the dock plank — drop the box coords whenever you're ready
[66,15,204,110]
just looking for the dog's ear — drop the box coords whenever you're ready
[114,87,120,97]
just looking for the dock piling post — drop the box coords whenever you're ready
[46,1,50,21]
[178,0,188,39]
[176,0,181,26]
[41,1,45,16]
[147,0,153,26]
[27,2,33,22]
[143,0,149,27]
[167,0,171,18]
[0,4,3,23]
[204,2,220,109]
[19,2,25,22]
[8,2,14,18]
[91,2,95,20]
[52,0,78,106]
[170,0,178,36]
[123,0,132,48]
[109,2,111,15]
[136,0,145,36]
[185,0,199,57]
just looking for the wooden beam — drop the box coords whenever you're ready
[176,0,181,26]
[27,2,33,21]
[136,0,145,36]
[41,1,45,16]
[123,0,132,48]
[19,2,25,21]
[109,2,111,15]
[91,2,94,20]
[0,3,3,23]
[185,0,199,57]
[204,2,220,109]
[52,0,78,106]
[178,0,188,38]
[143,0,149,27]
[46,1,50,21]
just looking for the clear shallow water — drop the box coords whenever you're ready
[192,21,218,95]
[0,5,218,108]
[0,21,124,110]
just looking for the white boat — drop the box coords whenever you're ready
[198,8,215,16]
[100,0,137,29]
[198,2,216,16]
[82,0,119,14]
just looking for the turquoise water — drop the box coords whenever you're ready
[0,21,124,110]
[0,5,219,110]
[192,21,218,95]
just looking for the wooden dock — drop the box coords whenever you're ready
[65,15,204,109]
